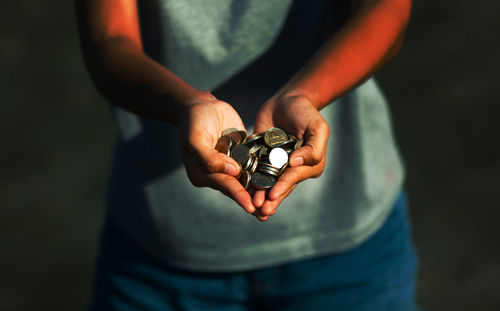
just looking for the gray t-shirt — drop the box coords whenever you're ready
[107,0,405,272]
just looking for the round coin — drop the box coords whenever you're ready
[230,144,250,168]
[238,130,248,144]
[274,139,295,150]
[222,128,239,136]
[258,145,269,158]
[215,144,230,156]
[215,136,232,156]
[269,147,289,168]
[239,171,251,189]
[250,172,276,190]
[248,143,262,155]
[244,133,263,145]
[295,138,304,149]
[258,166,280,177]
[226,131,243,145]
[279,162,289,175]
[216,135,231,146]
[264,128,288,148]
[243,152,253,170]
[249,155,259,174]
[259,162,281,171]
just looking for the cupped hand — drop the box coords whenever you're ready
[179,92,255,214]
[252,94,330,221]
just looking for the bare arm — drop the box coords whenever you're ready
[279,0,412,108]
[252,0,412,219]
[74,0,207,124]
[74,0,256,213]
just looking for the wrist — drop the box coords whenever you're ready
[176,91,217,126]
[275,90,319,111]
[275,88,321,110]
[183,91,216,107]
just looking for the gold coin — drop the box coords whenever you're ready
[264,128,288,148]
[295,138,304,149]
[245,133,264,145]
[222,128,239,136]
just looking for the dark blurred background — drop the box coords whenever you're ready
[1,1,499,310]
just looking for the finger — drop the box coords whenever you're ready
[253,115,273,135]
[289,118,329,167]
[260,184,297,216]
[203,173,256,213]
[189,142,241,176]
[252,208,269,222]
[252,189,266,208]
[248,186,256,196]
[268,166,308,201]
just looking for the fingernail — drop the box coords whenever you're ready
[291,157,304,167]
[224,163,239,176]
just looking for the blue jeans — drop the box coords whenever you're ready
[89,192,418,310]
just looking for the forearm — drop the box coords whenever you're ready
[278,0,412,109]
[85,37,204,124]
[74,0,206,125]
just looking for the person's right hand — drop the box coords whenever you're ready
[179,92,256,214]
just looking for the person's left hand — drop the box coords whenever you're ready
[251,94,330,221]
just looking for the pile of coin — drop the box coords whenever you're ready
[215,128,303,190]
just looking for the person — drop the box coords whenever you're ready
[75,0,417,309]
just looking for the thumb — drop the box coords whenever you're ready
[289,118,329,167]
[198,144,241,176]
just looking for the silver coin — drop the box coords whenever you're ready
[259,155,272,168]
[264,128,288,148]
[258,163,281,174]
[242,152,253,171]
[259,161,281,170]
[230,144,250,168]
[258,166,280,177]
[244,133,264,145]
[258,145,269,158]
[274,139,295,149]
[248,143,262,155]
[249,155,259,174]
[268,147,289,168]
[259,166,280,175]
[251,172,276,190]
